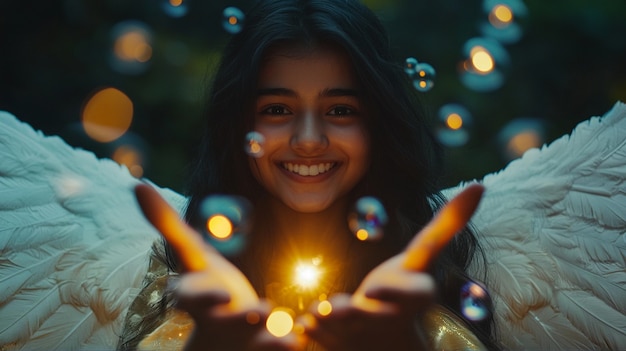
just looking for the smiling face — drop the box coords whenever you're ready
[249,44,370,213]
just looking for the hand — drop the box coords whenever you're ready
[303,184,485,350]
[135,184,301,351]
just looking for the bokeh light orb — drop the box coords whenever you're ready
[111,144,144,178]
[222,7,245,34]
[403,57,436,92]
[81,87,133,143]
[161,0,189,18]
[436,103,473,147]
[498,118,546,161]
[317,299,332,316]
[459,37,510,92]
[348,197,388,241]
[109,21,153,75]
[266,308,294,338]
[199,195,252,255]
[480,0,528,44]
[412,63,436,92]
[404,57,419,75]
[245,131,266,158]
[460,281,491,322]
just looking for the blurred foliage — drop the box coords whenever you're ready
[1,0,625,193]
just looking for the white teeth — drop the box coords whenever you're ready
[282,162,335,176]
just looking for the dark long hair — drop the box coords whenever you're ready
[176,0,496,348]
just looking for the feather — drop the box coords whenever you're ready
[557,289,626,349]
[464,101,626,350]
[0,111,186,350]
[23,304,100,351]
[0,281,61,345]
[0,223,80,302]
[520,306,593,350]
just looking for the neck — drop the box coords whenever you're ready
[263,195,353,257]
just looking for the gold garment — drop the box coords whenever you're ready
[421,305,488,350]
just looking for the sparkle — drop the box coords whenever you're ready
[294,263,321,289]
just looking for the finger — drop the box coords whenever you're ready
[134,183,209,272]
[363,272,435,311]
[253,329,303,351]
[403,183,484,271]
[175,272,231,313]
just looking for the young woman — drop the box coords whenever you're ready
[120,0,497,349]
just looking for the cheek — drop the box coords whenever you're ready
[340,128,371,177]
[247,135,282,186]
[248,157,262,183]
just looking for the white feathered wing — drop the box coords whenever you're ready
[452,102,626,350]
[0,111,187,350]
[2,102,626,350]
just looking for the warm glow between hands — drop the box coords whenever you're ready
[317,300,332,316]
[266,309,294,337]
[294,263,321,289]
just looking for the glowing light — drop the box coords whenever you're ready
[317,300,332,316]
[109,21,153,74]
[294,263,321,289]
[356,229,369,241]
[460,37,509,91]
[222,7,245,34]
[82,87,133,143]
[266,309,294,337]
[244,131,265,158]
[436,104,472,147]
[489,4,513,27]
[507,130,541,157]
[112,145,143,177]
[207,215,233,239]
[114,30,152,62]
[498,118,545,160]
[161,0,188,17]
[460,281,491,321]
[311,255,323,266]
[446,113,463,130]
[349,197,387,241]
[199,195,252,255]
[412,63,436,92]
[404,57,419,75]
[246,312,260,325]
[470,46,495,73]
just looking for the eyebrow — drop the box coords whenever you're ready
[256,87,360,98]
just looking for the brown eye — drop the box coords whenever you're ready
[328,106,355,116]
[262,105,291,115]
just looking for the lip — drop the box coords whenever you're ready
[276,161,340,183]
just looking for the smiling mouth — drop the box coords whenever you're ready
[282,162,337,176]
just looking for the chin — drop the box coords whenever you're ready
[284,198,334,214]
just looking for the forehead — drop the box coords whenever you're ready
[257,43,358,89]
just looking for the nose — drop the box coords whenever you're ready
[290,111,328,155]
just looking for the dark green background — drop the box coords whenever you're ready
[1,0,625,193]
